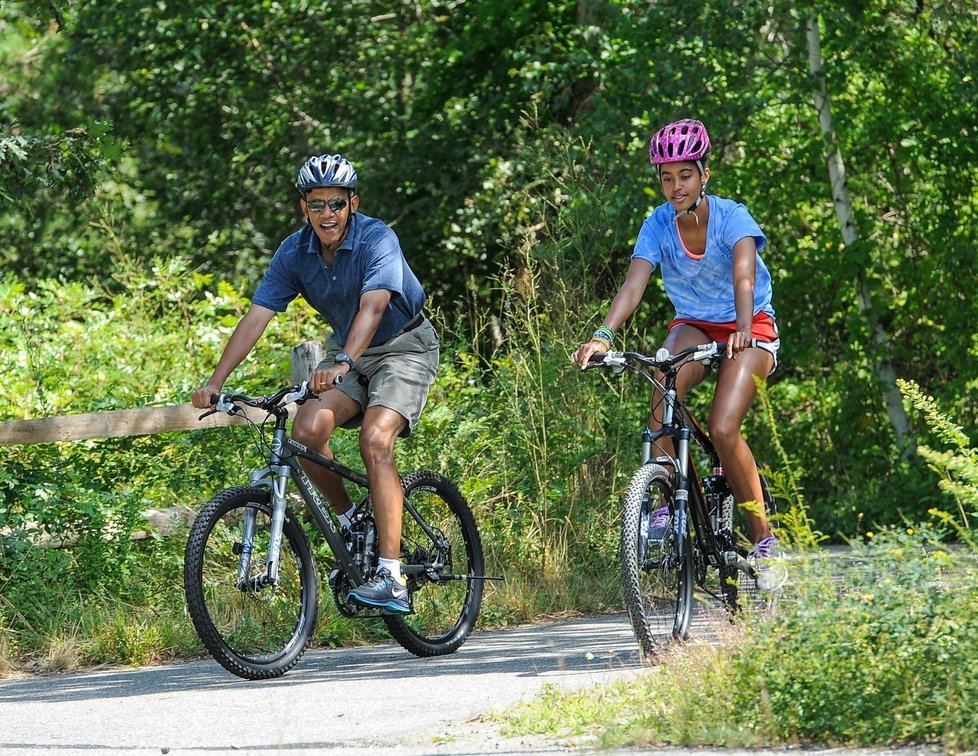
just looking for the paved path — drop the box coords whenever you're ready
[0,613,646,755]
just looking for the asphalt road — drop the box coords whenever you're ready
[0,613,647,755]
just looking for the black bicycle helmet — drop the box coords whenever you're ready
[295,154,358,195]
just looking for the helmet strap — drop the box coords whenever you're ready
[676,185,707,225]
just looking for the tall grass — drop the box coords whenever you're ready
[497,378,978,751]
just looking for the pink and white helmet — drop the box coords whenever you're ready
[648,119,711,170]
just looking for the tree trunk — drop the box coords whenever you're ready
[805,15,915,459]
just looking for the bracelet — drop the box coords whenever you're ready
[592,326,615,345]
[590,336,612,351]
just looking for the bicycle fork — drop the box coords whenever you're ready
[643,387,693,564]
[235,432,292,591]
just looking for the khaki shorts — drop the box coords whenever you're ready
[318,317,439,437]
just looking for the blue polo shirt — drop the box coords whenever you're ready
[252,213,426,346]
[632,195,775,323]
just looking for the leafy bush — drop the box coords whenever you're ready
[502,525,978,751]
[738,525,978,748]
[0,259,322,666]
[500,385,978,751]
[899,378,978,527]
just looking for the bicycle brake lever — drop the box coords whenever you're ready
[692,341,722,363]
[284,382,310,405]
[214,396,238,415]
[197,396,238,420]
[592,351,626,373]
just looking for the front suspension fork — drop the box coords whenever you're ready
[235,468,290,590]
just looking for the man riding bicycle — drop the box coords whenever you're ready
[192,153,439,613]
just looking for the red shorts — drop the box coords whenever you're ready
[668,312,779,343]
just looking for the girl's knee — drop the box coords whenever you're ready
[708,420,742,453]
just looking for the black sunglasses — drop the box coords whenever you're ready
[306,197,348,214]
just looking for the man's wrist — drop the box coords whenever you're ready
[334,352,355,370]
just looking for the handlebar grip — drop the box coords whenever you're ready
[197,393,221,420]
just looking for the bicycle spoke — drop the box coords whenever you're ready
[383,471,484,657]
[185,487,318,679]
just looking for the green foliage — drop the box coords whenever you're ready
[502,525,978,751]
[4,0,978,531]
[737,526,978,749]
[899,378,978,526]
[0,258,321,667]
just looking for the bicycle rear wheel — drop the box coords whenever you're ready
[620,464,694,659]
[383,471,485,657]
[184,486,318,680]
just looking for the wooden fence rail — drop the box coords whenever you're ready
[0,341,322,447]
[1,342,324,545]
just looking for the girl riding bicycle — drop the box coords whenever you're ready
[572,118,786,591]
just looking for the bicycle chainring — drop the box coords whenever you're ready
[329,564,379,618]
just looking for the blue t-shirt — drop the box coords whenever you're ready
[252,213,426,346]
[632,196,775,323]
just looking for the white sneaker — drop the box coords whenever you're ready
[752,535,787,592]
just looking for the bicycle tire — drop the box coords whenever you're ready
[620,464,694,659]
[383,471,485,657]
[184,486,319,680]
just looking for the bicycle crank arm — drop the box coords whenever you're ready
[399,563,505,582]
[723,551,756,578]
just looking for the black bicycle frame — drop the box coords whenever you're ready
[247,414,368,587]
[247,409,450,588]
[642,381,726,570]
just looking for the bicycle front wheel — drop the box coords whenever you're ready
[383,471,485,657]
[184,486,319,680]
[620,464,694,659]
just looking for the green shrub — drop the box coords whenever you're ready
[501,384,978,751]
[737,525,978,749]
[502,526,978,751]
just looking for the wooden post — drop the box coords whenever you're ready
[290,340,323,383]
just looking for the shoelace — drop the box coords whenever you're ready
[753,536,779,559]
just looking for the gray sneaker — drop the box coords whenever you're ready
[752,535,787,592]
[346,568,411,614]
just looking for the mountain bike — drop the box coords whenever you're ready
[585,341,777,659]
[184,381,495,680]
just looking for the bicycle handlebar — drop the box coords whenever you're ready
[585,339,764,375]
[198,381,319,421]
